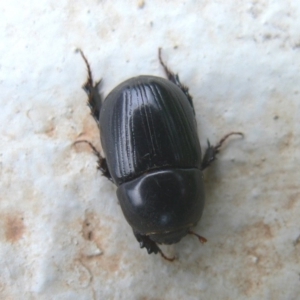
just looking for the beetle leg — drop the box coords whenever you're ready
[74,140,113,182]
[76,48,103,127]
[201,132,244,170]
[158,48,195,114]
[133,231,175,262]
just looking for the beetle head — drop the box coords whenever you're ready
[117,168,205,245]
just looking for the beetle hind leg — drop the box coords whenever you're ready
[133,231,175,262]
[74,140,113,181]
[158,48,195,114]
[76,48,103,126]
[201,132,244,170]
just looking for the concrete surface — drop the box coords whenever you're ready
[1,0,300,299]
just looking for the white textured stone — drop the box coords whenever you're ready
[1,0,300,299]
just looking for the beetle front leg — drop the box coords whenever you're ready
[77,48,103,126]
[201,132,244,170]
[133,231,175,262]
[158,48,195,114]
[74,140,113,182]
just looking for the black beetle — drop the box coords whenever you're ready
[75,49,243,261]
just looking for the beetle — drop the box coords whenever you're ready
[75,48,243,261]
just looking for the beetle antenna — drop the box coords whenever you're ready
[188,230,207,244]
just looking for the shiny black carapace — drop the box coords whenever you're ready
[76,49,243,261]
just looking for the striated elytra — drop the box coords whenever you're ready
[75,48,243,261]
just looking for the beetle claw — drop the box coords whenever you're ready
[214,132,244,152]
[74,140,113,181]
[158,48,195,114]
[77,49,103,128]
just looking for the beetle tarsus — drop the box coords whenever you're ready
[201,132,244,170]
[74,140,113,181]
[77,48,103,126]
[158,48,195,114]
[133,231,175,262]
